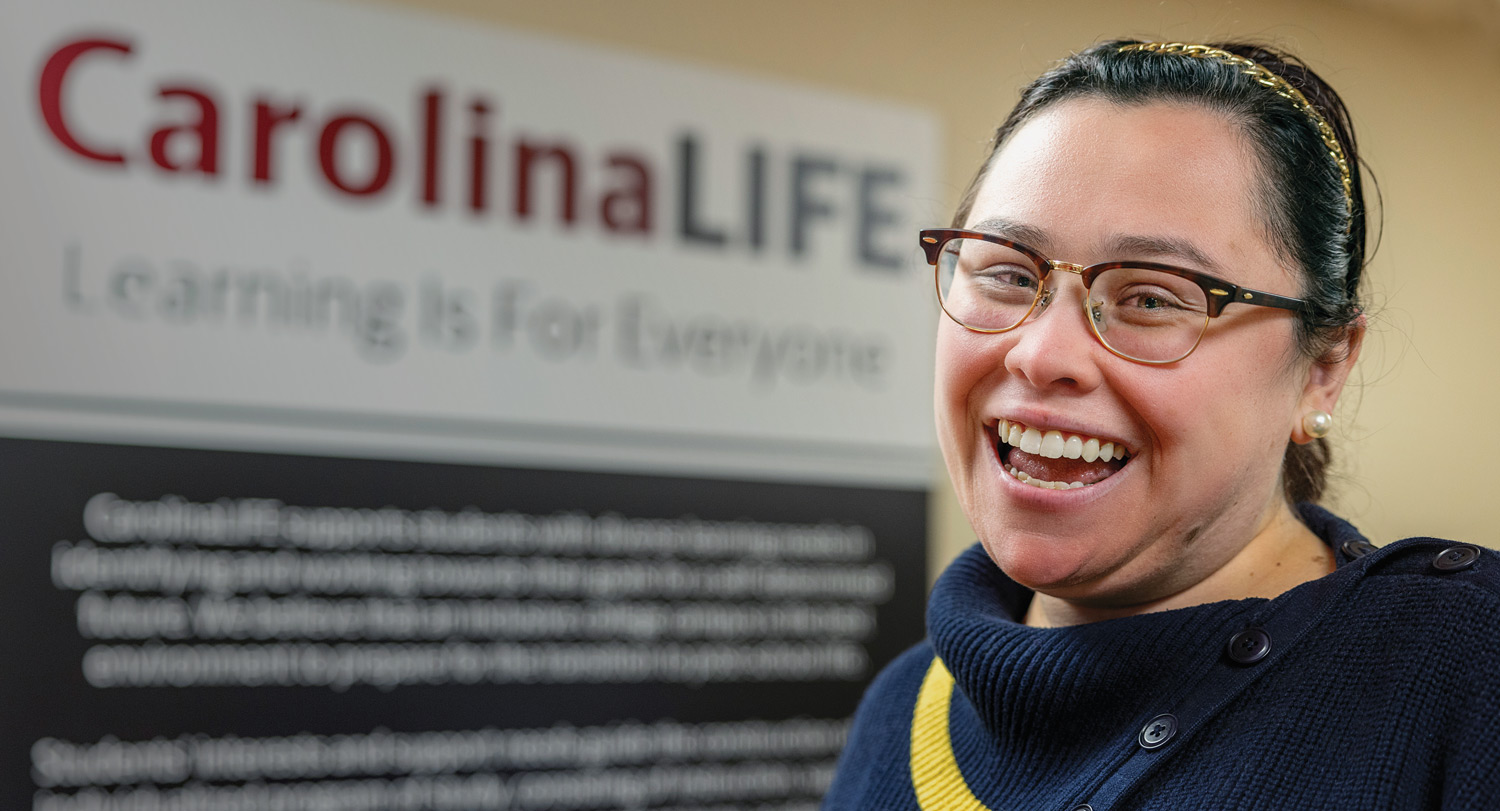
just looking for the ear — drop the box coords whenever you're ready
[1292,315,1366,444]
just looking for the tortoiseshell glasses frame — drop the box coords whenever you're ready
[919,228,1310,364]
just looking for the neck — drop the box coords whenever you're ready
[1024,501,1335,628]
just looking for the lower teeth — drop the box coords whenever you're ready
[1007,465,1086,490]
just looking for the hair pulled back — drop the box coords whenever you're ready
[952,40,1369,504]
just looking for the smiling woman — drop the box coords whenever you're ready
[823,41,1500,811]
[938,95,1349,625]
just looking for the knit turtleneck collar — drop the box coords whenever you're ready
[925,505,1369,763]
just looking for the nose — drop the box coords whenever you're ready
[1001,269,1106,392]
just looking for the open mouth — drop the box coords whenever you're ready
[995,418,1131,491]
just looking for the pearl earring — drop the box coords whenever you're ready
[1302,410,1332,439]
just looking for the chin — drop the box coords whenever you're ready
[978,530,1098,593]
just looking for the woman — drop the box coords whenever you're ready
[824,41,1500,810]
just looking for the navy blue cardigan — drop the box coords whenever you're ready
[824,506,1500,810]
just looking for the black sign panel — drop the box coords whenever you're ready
[0,437,925,810]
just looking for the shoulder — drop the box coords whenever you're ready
[1337,536,1500,745]
[1332,535,1500,666]
[1303,502,1500,610]
[1355,537,1500,808]
[848,641,936,737]
[1350,535,1500,608]
[822,642,934,811]
[1300,506,1500,656]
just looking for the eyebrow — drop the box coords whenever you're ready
[1105,234,1222,274]
[967,217,1052,251]
[966,216,1223,274]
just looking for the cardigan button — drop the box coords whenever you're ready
[1071,805,1094,811]
[1433,544,1481,572]
[1225,627,1272,665]
[1341,539,1376,559]
[1138,713,1178,750]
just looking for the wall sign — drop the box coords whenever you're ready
[0,0,939,485]
[0,2,940,808]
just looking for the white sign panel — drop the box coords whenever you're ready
[0,0,940,485]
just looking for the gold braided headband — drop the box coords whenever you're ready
[1119,42,1354,232]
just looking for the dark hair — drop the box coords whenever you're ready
[952,40,1370,504]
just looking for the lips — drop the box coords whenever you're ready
[996,418,1131,490]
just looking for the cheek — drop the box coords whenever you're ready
[933,326,1003,479]
[934,326,1000,425]
[1143,359,1302,483]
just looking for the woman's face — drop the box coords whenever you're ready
[938,97,1343,609]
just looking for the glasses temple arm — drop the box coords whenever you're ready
[1230,287,1309,313]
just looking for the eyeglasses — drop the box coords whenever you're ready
[919,228,1309,364]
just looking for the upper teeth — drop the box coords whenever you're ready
[1000,418,1129,463]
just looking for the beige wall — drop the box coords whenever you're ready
[370,0,1500,577]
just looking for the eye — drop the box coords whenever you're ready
[1126,291,1179,310]
[1095,268,1210,327]
[1111,281,1199,314]
[977,265,1040,289]
[937,237,1045,312]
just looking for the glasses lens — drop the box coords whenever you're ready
[936,237,1043,331]
[1088,267,1211,362]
